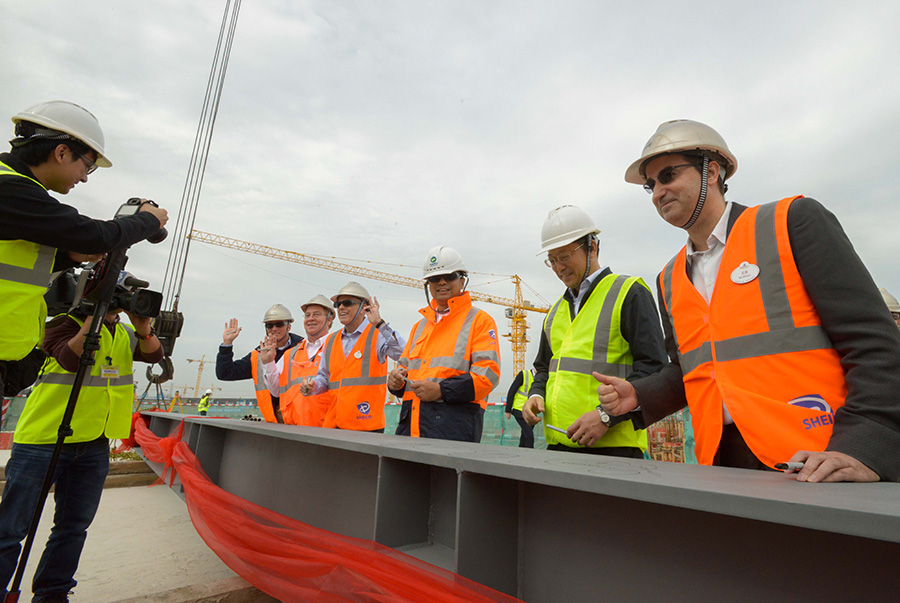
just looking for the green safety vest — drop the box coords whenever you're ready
[0,160,57,362]
[512,369,533,412]
[198,395,211,412]
[543,274,648,450]
[14,315,138,444]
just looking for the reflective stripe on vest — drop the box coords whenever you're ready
[659,197,846,468]
[322,324,387,430]
[543,274,647,451]
[14,316,137,444]
[280,340,334,427]
[0,161,57,361]
[512,369,533,412]
[400,297,500,437]
[250,349,279,423]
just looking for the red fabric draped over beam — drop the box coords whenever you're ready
[130,413,522,603]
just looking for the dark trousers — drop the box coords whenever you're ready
[547,443,644,458]
[0,437,110,600]
[510,409,534,448]
[714,423,769,471]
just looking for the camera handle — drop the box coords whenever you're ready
[5,247,128,603]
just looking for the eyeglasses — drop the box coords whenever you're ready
[643,163,698,194]
[333,299,361,309]
[265,321,288,329]
[892,312,900,320]
[425,272,461,284]
[72,149,98,175]
[545,243,585,268]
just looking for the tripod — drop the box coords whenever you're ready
[4,247,128,603]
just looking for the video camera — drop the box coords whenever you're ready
[44,198,184,360]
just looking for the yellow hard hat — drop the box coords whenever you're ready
[625,119,737,185]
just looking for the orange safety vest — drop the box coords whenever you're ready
[399,292,501,437]
[321,323,387,431]
[659,196,847,468]
[250,349,280,423]
[279,339,334,426]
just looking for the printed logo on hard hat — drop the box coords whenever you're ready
[429,256,438,266]
[789,395,835,430]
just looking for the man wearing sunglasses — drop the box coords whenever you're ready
[216,304,303,423]
[1,101,168,401]
[523,206,667,457]
[596,119,900,483]
[300,282,405,432]
[388,246,501,442]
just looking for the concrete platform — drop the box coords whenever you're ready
[0,450,271,602]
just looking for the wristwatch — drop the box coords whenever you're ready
[596,406,612,427]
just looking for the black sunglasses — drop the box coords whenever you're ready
[643,163,699,194]
[333,299,361,309]
[265,321,288,329]
[426,272,461,284]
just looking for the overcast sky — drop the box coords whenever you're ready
[4,1,899,398]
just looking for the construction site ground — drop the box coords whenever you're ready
[0,449,277,603]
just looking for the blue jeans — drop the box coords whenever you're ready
[0,437,109,601]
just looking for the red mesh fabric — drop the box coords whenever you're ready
[133,414,522,602]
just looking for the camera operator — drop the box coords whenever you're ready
[0,101,168,399]
[0,303,162,601]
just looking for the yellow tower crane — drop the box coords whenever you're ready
[188,230,549,376]
[186,355,215,398]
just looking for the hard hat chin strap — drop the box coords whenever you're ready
[681,155,709,230]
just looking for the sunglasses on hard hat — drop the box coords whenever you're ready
[265,321,288,329]
[425,272,461,284]
[333,299,361,309]
[643,163,699,194]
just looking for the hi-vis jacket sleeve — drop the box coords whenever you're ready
[467,311,502,400]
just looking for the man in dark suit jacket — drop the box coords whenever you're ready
[594,119,900,483]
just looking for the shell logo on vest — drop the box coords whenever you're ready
[357,402,371,419]
[789,395,834,430]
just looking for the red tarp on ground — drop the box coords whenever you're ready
[130,413,522,603]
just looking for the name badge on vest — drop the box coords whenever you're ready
[101,365,120,379]
[731,261,760,285]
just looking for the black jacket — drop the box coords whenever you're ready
[0,153,162,271]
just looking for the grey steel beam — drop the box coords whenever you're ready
[142,412,900,602]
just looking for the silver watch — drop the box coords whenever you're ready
[597,407,611,426]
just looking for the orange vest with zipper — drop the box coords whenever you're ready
[321,323,387,431]
[279,340,334,426]
[659,196,847,468]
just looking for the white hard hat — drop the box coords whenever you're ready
[301,294,334,315]
[331,281,371,303]
[538,205,600,255]
[423,246,467,278]
[624,119,737,185]
[880,287,900,313]
[205,389,212,394]
[262,304,293,323]
[12,100,112,167]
